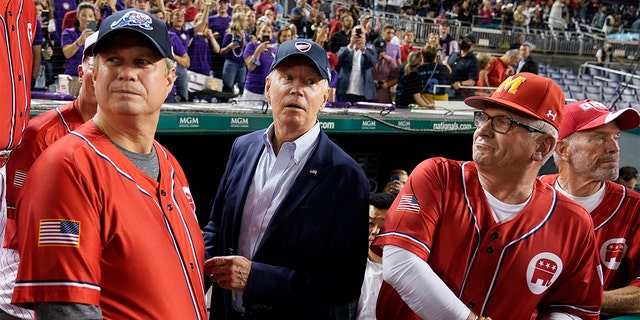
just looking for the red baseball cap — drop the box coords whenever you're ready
[558,99,640,140]
[326,51,338,69]
[465,73,565,130]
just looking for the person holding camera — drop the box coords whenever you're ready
[241,22,276,102]
[220,12,249,96]
[336,26,377,103]
[61,2,97,97]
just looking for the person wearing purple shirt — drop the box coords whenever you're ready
[61,2,96,97]
[241,23,275,100]
[208,0,231,78]
[169,31,190,102]
[220,12,249,96]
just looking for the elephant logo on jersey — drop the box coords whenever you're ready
[183,186,196,213]
[600,238,627,270]
[526,252,563,295]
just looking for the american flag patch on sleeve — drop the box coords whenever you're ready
[397,194,421,214]
[38,219,80,247]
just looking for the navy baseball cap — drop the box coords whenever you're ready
[93,9,173,60]
[269,39,331,81]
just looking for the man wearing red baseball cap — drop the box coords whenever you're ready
[373,73,603,319]
[541,99,640,319]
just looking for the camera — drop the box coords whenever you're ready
[232,36,240,43]
[390,174,400,181]
[355,28,362,36]
[87,20,97,31]
[262,35,270,43]
[41,10,50,22]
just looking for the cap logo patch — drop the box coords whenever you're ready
[577,99,607,112]
[111,11,153,31]
[496,75,527,94]
[294,42,312,52]
[546,110,557,121]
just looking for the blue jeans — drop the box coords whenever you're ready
[175,65,189,102]
[222,60,246,94]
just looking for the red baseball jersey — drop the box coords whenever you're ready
[0,0,36,152]
[12,121,207,319]
[541,174,640,290]
[372,157,602,319]
[5,101,86,250]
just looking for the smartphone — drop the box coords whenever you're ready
[390,174,400,181]
[436,50,443,60]
[232,35,240,43]
[87,20,97,31]
[355,28,362,37]
[41,10,50,21]
[262,35,270,43]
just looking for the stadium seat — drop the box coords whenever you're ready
[585,86,601,94]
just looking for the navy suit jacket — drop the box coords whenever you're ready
[203,128,370,319]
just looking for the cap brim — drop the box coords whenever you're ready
[465,95,545,124]
[578,108,640,132]
[93,28,173,60]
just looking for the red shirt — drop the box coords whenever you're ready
[373,158,602,319]
[13,122,207,319]
[400,44,417,63]
[0,0,36,152]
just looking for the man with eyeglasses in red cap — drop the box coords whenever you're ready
[540,99,640,320]
[372,73,603,320]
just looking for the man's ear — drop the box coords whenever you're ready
[533,135,556,162]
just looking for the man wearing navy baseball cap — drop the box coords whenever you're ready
[12,8,208,320]
[203,38,370,319]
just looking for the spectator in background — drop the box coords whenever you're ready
[477,1,494,26]
[31,11,44,90]
[180,0,198,29]
[381,24,401,66]
[395,51,428,108]
[595,42,623,67]
[485,49,521,87]
[399,30,417,63]
[3,33,100,320]
[329,13,353,53]
[438,20,458,63]
[168,9,193,102]
[382,169,408,197]
[241,22,275,102]
[476,52,492,94]
[290,0,308,38]
[591,5,607,29]
[621,6,637,30]
[616,166,639,190]
[458,0,474,25]
[371,37,399,104]
[327,51,339,101]
[602,9,619,35]
[276,23,293,46]
[548,0,567,31]
[448,33,480,100]
[203,39,370,319]
[208,0,232,78]
[313,24,330,50]
[541,100,640,319]
[336,25,377,103]
[355,192,396,320]
[220,12,249,96]
[61,2,96,97]
[419,46,452,103]
[188,10,221,87]
[254,0,275,17]
[516,42,538,74]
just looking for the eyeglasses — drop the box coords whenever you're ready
[474,111,546,135]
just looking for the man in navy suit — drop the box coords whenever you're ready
[203,39,371,320]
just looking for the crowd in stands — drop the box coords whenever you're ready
[30,0,637,104]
